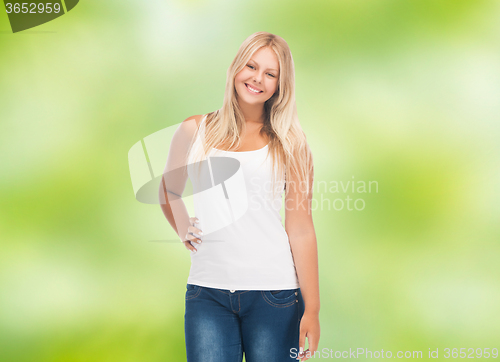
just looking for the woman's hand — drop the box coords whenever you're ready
[183,217,203,252]
[297,311,320,361]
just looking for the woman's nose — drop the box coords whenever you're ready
[253,72,263,83]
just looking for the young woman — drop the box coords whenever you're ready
[159,32,320,362]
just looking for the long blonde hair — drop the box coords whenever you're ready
[190,32,313,200]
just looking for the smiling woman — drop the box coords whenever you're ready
[159,31,319,362]
[234,47,280,101]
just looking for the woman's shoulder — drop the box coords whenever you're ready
[172,114,206,146]
[182,113,212,130]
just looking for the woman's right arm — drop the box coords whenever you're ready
[158,115,204,252]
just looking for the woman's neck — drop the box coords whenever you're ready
[238,101,265,124]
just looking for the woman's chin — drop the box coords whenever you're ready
[237,93,268,106]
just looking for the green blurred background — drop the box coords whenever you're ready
[1,0,499,361]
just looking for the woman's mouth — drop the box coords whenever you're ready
[245,83,263,94]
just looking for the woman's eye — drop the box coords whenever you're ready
[267,73,275,78]
[247,65,255,69]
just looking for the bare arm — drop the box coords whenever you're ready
[159,176,196,249]
[158,115,204,251]
[285,153,320,360]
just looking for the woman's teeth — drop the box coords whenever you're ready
[246,84,262,94]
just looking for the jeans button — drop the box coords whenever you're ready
[230,290,235,293]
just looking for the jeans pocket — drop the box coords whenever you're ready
[262,289,298,308]
[185,284,202,300]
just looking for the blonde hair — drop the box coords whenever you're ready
[190,31,313,200]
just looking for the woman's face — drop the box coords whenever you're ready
[234,46,280,107]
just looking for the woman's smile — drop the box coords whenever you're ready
[245,83,263,94]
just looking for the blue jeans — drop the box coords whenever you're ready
[184,284,305,362]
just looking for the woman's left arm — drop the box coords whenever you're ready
[285,159,320,361]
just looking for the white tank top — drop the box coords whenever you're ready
[185,115,299,290]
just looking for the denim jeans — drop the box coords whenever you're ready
[184,284,305,362]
